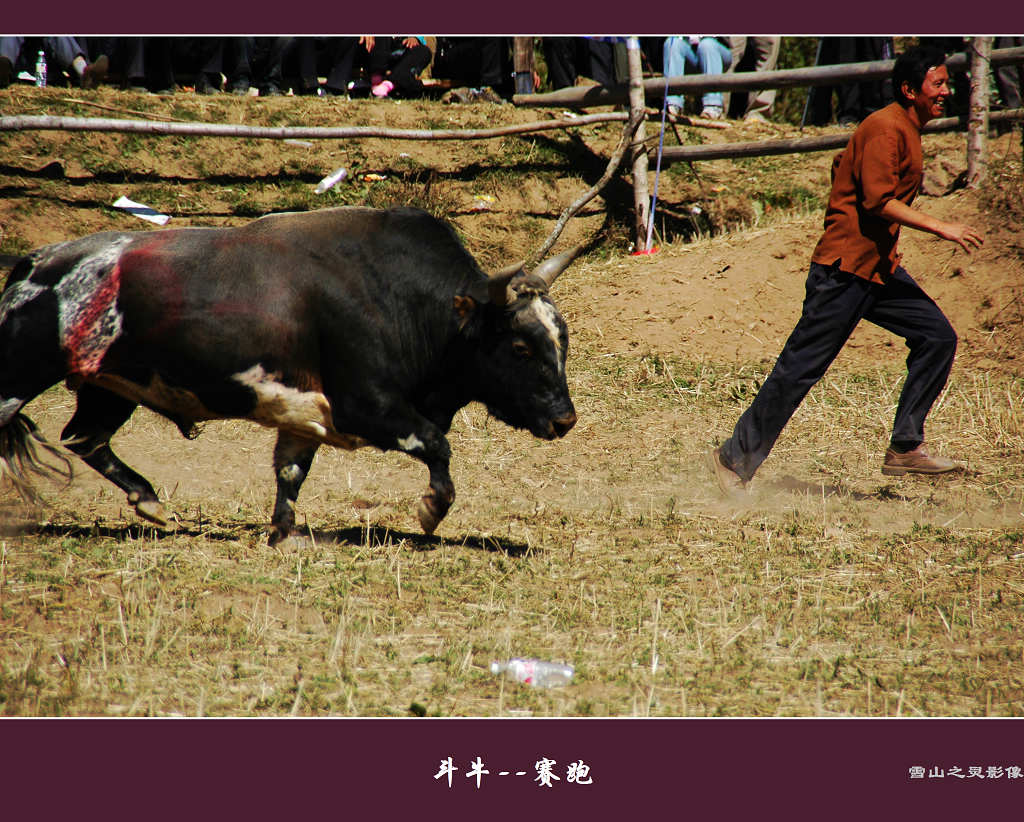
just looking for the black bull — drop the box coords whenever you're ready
[0,206,578,543]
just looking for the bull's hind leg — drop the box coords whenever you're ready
[61,383,167,526]
[268,431,320,545]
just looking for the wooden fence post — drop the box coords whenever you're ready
[626,37,649,249]
[967,36,992,188]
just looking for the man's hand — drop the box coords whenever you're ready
[935,221,984,254]
[880,199,985,254]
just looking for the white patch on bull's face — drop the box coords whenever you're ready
[527,297,564,373]
[0,397,23,427]
[234,365,368,450]
[0,279,46,326]
[397,433,425,452]
[54,238,132,374]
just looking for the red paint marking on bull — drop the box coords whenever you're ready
[56,239,130,376]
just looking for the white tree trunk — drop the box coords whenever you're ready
[967,36,992,188]
[626,37,650,249]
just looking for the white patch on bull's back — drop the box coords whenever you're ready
[234,365,368,450]
[397,433,424,452]
[529,298,564,373]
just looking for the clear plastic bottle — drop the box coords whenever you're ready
[491,658,574,687]
[35,50,47,88]
[314,166,348,194]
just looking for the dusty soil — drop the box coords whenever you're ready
[2,86,1023,719]
[1,87,1022,534]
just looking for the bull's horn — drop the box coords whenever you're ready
[487,262,524,305]
[531,244,585,287]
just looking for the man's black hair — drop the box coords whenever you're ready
[892,44,949,105]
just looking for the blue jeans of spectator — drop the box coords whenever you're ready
[663,36,732,111]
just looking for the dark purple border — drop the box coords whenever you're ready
[2,718,1021,816]
[4,0,1024,34]
[4,0,1024,818]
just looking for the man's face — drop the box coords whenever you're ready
[905,65,952,124]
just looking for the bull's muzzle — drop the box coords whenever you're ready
[551,412,577,438]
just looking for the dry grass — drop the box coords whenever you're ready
[2,348,1021,717]
[1,90,1021,717]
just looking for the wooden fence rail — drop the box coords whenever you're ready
[513,45,1024,109]
[654,108,1024,165]
[0,111,632,141]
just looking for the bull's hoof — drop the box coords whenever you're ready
[267,525,290,547]
[417,498,443,536]
[134,499,169,527]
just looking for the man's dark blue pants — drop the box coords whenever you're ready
[719,261,957,482]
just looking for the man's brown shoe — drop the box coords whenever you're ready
[706,447,748,496]
[882,443,959,476]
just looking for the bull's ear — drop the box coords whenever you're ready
[487,262,524,305]
[453,295,478,331]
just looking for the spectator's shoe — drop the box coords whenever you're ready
[473,86,506,104]
[705,447,748,497]
[80,54,109,89]
[0,56,13,89]
[441,87,474,104]
[229,76,251,95]
[259,83,282,97]
[371,79,394,98]
[666,103,685,120]
[196,73,222,94]
[881,443,960,476]
[699,106,724,120]
[743,111,769,124]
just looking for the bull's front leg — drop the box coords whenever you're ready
[268,431,320,546]
[415,436,454,536]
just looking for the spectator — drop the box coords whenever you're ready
[726,36,781,123]
[0,36,107,89]
[292,37,365,97]
[663,36,733,120]
[365,37,432,99]
[433,37,511,102]
[994,36,1023,111]
[804,37,895,126]
[223,37,301,97]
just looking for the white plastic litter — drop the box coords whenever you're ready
[315,167,348,194]
[112,196,170,226]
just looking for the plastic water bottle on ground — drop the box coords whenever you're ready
[35,51,47,88]
[491,658,574,687]
[314,167,348,194]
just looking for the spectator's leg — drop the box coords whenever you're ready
[542,37,577,89]
[695,37,732,113]
[743,37,781,120]
[662,36,697,113]
[324,37,359,95]
[389,43,431,98]
[994,36,1023,109]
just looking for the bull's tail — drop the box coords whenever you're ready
[0,413,73,503]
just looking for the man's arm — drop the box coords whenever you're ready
[880,199,984,254]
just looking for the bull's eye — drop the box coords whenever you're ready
[512,340,532,358]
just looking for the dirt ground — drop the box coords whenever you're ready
[2,90,1021,530]
[1,88,1023,718]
